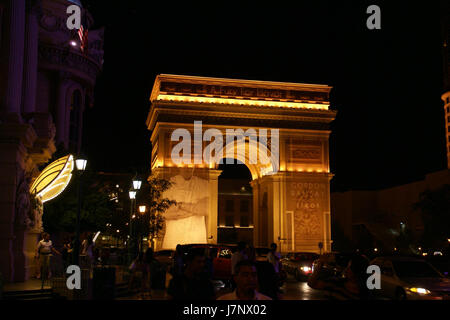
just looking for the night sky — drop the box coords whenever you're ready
[81,0,447,191]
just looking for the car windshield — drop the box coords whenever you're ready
[393,261,442,278]
[294,253,318,261]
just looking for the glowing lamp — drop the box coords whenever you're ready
[132,179,142,190]
[75,158,87,171]
[129,190,136,199]
[139,205,146,214]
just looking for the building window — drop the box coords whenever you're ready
[240,200,249,212]
[240,215,249,227]
[226,199,234,212]
[225,215,234,227]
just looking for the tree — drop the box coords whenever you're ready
[413,184,450,248]
[43,170,118,234]
[136,175,176,249]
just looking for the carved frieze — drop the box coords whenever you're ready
[291,182,325,239]
[288,140,322,164]
[159,81,329,103]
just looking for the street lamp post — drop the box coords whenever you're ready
[127,176,142,263]
[74,158,87,267]
[139,205,146,251]
[128,190,136,264]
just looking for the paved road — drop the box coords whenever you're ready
[118,274,330,300]
[280,274,330,300]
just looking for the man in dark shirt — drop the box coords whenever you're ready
[167,248,215,300]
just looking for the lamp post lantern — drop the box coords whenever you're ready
[74,157,87,267]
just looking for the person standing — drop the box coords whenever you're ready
[167,248,215,300]
[35,232,60,279]
[231,242,247,276]
[171,244,185,277]
[218,260,271,300]
[266,243,281,274]
[61,237,73,271]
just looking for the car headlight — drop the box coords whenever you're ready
[300,266,312,272]
[408,287,431,295]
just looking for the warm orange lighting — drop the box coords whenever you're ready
[157,94,329,110]
[139,205,146,214]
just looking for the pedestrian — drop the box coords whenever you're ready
[61,237,73,271]
[246,245,256,263]
[218,260,272,300]
[35,232,60,279]
[231,241,247,276]
[267,242,284,290]
[255,260,279,300]
[266,243,281,274]
[34,232,44,279]
[146,248,166,299]
[167,248,215,300]
[128,251,149,296]
[171,244,185,277]
[204,246,216,280]
[231,241,248,289]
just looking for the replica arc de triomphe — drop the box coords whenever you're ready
[146,74,336,253]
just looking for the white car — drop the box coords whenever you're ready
[370,256,450,300]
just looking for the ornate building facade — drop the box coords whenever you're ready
[147,74,336,253]
[0,0,103,282]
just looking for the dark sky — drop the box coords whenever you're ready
[81,0,447,191]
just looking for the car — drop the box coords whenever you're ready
[255,247,271,262]
[370,256,450,300]
[282,252,319,281]
[154,249,174,267]
[312,252,353,279]
[179,243,237,281]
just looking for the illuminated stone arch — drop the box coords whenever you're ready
[147,74,336,253]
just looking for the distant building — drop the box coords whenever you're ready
[217,179,253,244]
[331,170,450,252]
[0,0,103,282]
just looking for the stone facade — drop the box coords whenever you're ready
[146,74,335,253]
[0,0,103,282]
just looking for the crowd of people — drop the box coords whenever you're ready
[34,232,372,300]
[163,241,285,300]
[34,232,97,280]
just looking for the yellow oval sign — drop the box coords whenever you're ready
[30,155,74,203]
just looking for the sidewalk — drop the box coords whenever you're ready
[3,279,51,292]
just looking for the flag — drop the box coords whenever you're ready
[78,25,88,54]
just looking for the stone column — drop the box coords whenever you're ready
[22,4,38,114]
[4,0,25,118]
[0,122,37,282]
[207,170,221,244]
[250,179,260,246]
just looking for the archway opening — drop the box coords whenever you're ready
[217,158,253,245]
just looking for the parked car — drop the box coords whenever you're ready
[255,247,271,262]
[179,244,237,280]
[370,256,450,300]
[282,252,319,281]
[312,252,353,279]
[154,249,174,267]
